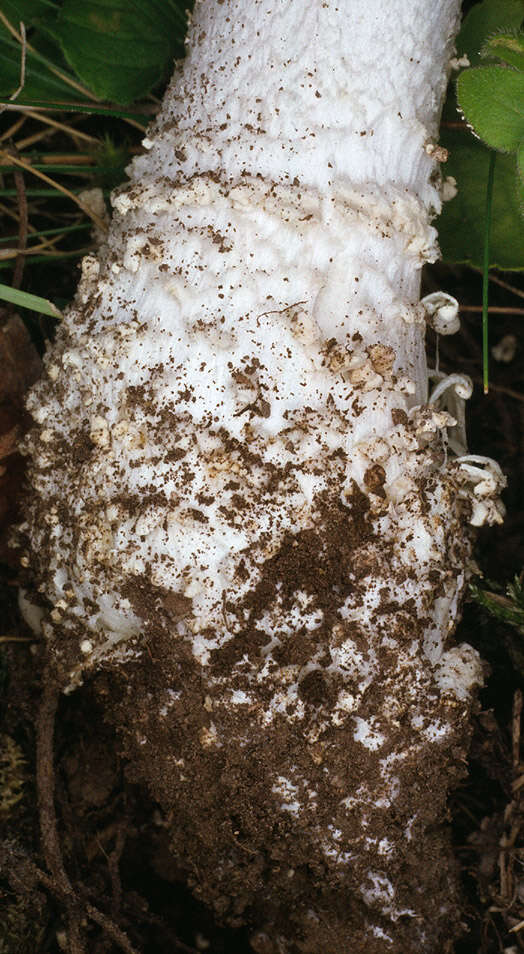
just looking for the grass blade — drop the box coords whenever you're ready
[0,99,150,122]
[0,282,61,318]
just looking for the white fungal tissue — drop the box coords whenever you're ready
[18,1,505,952]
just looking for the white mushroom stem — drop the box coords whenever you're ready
[428,372,473,405]
[18,2,505,952]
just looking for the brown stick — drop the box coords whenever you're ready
[460,305,524,316]
[36,671,144,954]
[11,159,28,292]
[36,674,86,954]
[86,903,140,954]
[513,690,523,774]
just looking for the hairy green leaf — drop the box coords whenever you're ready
[457,0,524,66]
[482,29,524,69]
[48,0,187,104]
[457,65,524,152]
[438,129,524,270]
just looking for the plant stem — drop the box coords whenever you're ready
[483,151,496,394]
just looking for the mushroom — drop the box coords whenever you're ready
[17,1,504,951]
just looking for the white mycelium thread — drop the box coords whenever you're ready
[19,1,505,951]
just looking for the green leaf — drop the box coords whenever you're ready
[1,0,57,27]
[0,282,61,318]
[438,129,524,270]
[0,1,89,103]
[470,574,524,634]
[457,0,524,66]
[457,66,524,152]
[482,29,524,70]
[0,39,79,101]
[49,0,187,104]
